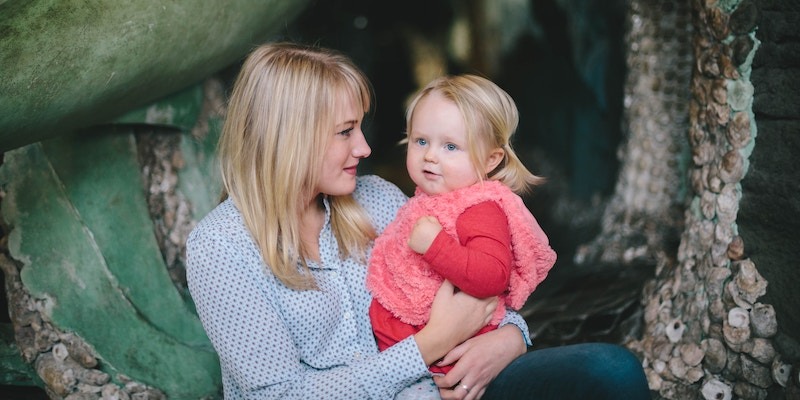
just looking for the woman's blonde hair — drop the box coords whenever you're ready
[404,74,544,194]
[218,42,376,290]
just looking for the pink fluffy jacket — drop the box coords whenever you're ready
[366,180,557,326]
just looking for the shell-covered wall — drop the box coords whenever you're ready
[628,0,800,399]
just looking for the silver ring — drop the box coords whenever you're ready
[460,383,470,393]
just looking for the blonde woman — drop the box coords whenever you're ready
[186,42,522,400]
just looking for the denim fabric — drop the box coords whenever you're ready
[484,343,652,400]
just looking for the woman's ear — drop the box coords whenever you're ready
[484,147,505,174]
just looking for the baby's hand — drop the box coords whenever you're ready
[408,216,442,254]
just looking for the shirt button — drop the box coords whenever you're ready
[354,351,362,360]
[343,311,352,319]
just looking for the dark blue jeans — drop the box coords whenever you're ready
[483,343,652,399]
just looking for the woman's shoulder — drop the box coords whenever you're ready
[354,175,407,202]
[354,175,409,230]
[188,198,245,244]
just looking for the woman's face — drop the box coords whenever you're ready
[316,94,371,197]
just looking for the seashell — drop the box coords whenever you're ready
[699,219,716,244]
[732,381,768,399]
[746,338,776,364]
[771,358,791,387]
[701,190,717,219]
[706,165,724,193]
[733,260,768,304]
[726,280,751,310]
[727,111,751,149]
[652,358,667,374]
[702,338,728,373]
[717,184,741,220]
[719,53,740,80]
[702,378,732,400]
[708,6,731,39]
[723,307,751,346]
[693,142,716,166]
[701,313,712,333]
[654,338,675,362]
[708,100,731,125]
[727,235,745,260]
[731,34,755,66]
[711,239,730,268]
[711,79,727,104]
[728,79,754,111]
[666,319,686,343]
[646,369,663,391]
[52,342,69,362]
[690,121,707,146]
[687,367,705,383]
[719,150,744,183]
[680,342,705,367]
[644,298,660,324]
[101,383,130,400]
[669,357,688,379]
[741,354,774,388]
[36,352,77,397]
[728,307,750,328]
[59,333,98,369]
[750,303,778,338]
[691,168,707,194]
[706,267,732,298]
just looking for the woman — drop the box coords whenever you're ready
[186,41,650,400]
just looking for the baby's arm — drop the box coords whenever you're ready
[407,215,443,254]
[423,201,512,298]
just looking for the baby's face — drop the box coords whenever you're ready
[406,92,480,196]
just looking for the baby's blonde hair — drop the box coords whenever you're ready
[405,74,544,194]
[218,42,376,290]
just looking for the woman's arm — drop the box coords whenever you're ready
[413,280,498,365]
[433,325,527,400]
[432,309,530,399]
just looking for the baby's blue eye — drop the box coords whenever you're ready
[415,138,427,146]
[445,143,457,151]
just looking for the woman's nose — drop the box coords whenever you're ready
[353,132,371,158]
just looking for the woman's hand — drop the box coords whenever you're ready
[433,324,527,400]
[414,281,497,365]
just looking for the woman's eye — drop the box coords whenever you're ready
[338,127,354,136]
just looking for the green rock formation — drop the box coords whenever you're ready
[0,0,311,152]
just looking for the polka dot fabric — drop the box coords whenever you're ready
[186,175,531,399]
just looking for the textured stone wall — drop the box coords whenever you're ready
[629,0,800,398]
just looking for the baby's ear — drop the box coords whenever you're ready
[484,147,505,174]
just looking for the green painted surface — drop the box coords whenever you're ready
[178,114,223,221]
[0,0,312,152]
[0,324,41,386]
[114,83,205,131]
[0,135,221,399]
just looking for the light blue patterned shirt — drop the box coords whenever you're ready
[186,175,531,399]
